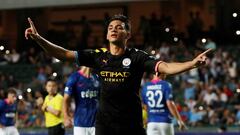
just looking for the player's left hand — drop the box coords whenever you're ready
[25,17,39,40]
[192,48,212,68]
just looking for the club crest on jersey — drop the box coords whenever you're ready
[122,58,131,68]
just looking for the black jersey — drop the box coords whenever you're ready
[76,48,158,128]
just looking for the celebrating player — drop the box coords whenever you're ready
[25,14,211,135]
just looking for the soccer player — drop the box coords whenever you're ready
[0,88,19,135]
[63,66,100,135]
[141,73,187,135]
[42,79,65,135]
[25,14,211,135]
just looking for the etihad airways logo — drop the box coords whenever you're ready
[100,71,130,82]
[100,71,130,77]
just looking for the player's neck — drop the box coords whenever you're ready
[151,76,161,83]
[49,93,57,98]
[109,44,126,55]
[78,69,90,78]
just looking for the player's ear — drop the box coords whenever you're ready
[126,32,131,40]
[106,31,110,40]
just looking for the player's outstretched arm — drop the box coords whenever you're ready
[25,17,75,62]
[157,49,212,75]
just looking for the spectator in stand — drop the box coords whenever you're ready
[4,49,20,64]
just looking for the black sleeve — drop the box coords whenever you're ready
[76,49,97,68]
[135,50,158,73]
[143,55,158,73]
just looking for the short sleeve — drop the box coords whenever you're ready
[141,85,147,105]
[75,49,97,67]
[0,100,5,111]
[43,96,48,106]
[165,82,173,101]
[55,95,63,111]
[64,73,77,95]
[134,49,158,73]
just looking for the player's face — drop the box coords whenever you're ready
[107,20,130,45]
[8,93,17,104]
[45,81,58,95]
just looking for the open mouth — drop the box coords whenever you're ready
[111,34,117,38]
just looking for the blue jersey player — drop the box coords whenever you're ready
[0,88,19,135]
[63,66,100,135]
[141,73,187,135]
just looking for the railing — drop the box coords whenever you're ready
[18,126,240,135]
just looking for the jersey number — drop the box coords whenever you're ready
[146,90,163,108]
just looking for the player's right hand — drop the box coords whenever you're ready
[178,120,188,131]
[25,17,39,40]
[64,116,73,128]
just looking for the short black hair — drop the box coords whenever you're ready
[45,78,57,84]
[107,14,131,31]
[7,88,17,95]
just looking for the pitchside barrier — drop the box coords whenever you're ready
[19,126,240,135]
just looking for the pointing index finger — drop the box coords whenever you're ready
[28,17,37,33]
[200,48,212,56]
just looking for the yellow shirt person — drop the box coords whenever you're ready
[43,93,63,127]
[42,79,65,135]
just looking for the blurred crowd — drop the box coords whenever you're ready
[0,12,240,130]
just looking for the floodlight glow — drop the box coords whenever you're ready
[27,88,32,93]
[201,38,207,43]
[173,37,178,42]
[53,72,57,77]
[0,46,4,51]
[5,50,10,54]
[237,88,240,93]
[165,28,170,32]
[233,12,238,18]
[236,30,240,35]
[53,58,60,63]
[18,95,23,100]
[199,106,203,110]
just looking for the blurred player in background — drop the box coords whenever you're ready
[141,73,187,135]
[41,79,65,135]
[63,66,100,135]
[0,88,19,135]
[25,14,210,135]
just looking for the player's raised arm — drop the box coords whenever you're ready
[25,17,75,62]
[157,49,212,75]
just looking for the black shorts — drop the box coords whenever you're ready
[95,124,146,135]
[47,123,65,135]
